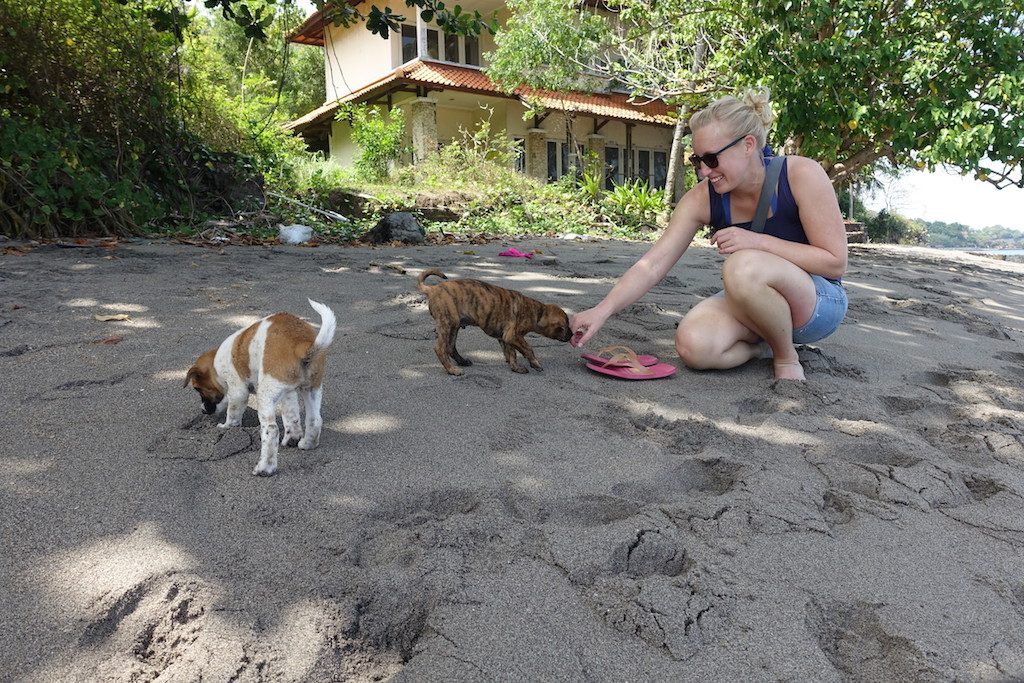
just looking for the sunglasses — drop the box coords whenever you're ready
[688,135,747,170]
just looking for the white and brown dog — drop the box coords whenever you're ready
[184,299,336,476]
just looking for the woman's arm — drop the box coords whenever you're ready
[710,156,848,280]
[570,182,709,346]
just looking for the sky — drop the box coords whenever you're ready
[860,166,1024,232]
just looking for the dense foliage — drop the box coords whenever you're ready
[920,220,1024,249]
[0,0,319,238]
[1,0,186,236]
[312,108,665,239]
[488,0,1024,191]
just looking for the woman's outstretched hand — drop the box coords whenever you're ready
[569,308,608,348]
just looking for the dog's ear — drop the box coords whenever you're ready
[183,366,197,388]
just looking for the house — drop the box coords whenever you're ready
[285,0,675,190]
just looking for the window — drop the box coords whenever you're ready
[402,24,482,67]
[401,24,416,63]
[547,141,559,181]
[444,32,459,62]
[637,150,650,184]
[628,148,669,190]
[604,146,621,190]
[512,138,525,173]
[547,140,581,181]
[464,35,480,66]
[652,151,668,191]
[426,29,439,59]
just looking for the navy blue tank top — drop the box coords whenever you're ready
[708,156,808,245]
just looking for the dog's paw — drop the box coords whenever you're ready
[509,364,528,374]
[218,420,240,430]
[445,367,464,376]
[297,435,319,450]
[252,463,277,476]
[281,431,302,447]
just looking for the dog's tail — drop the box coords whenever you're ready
[307,299,337,355]
[416,269,447,293]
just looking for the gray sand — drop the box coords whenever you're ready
[1,238,1023,681]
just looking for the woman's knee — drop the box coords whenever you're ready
[721,250,769,292]
[675,323,717,369]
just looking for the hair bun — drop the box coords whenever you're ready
[740,87,775,130]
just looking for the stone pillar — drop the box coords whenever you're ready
[525,128,547,182]
[585,134,606,178]
[409,97,438,165]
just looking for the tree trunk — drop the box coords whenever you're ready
[664,30,706,207]
[665,113,688,204]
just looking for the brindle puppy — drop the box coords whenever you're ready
[417,269,572,375]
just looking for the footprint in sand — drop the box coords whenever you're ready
[805,599,944,681]
[612,411,717,455]
[467,374,502,389]
[877,394,940,416]
[618,302,679,332]
[33,371,136,401]
[735,396,773,426]
[796,346,866,381]
[370,319,434,341]
[147,410,258,461]
[588,564,735,661]
[543,494,641,527]
[79,575,216,676]
[607,528,690,578]
[996,351,1024,379]
[610,457,744,505]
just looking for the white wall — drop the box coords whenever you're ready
[323,2,396,101]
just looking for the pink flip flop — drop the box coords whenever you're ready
[580,351,659,368]
[580,345,659,368]
[585,361,677,380]
[498,247,534,258]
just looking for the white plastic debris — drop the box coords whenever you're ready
[278,224,313,244]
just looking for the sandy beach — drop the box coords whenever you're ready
[1,236,1023,681]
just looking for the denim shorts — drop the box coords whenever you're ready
[712,275,848,344]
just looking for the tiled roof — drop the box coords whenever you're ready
[284,60,675,132]
[287,4,361,46]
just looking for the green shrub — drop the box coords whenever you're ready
[0,0,303,237]
[337,104,406,182]
[865,208,925,244]
[600,178,667,230]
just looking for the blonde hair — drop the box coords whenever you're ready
[690,87,775,149]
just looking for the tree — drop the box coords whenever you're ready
[200,4,325,120]
[733,0,1024,189]
[922,220,974,247]
[485,0,740,204]
[122,0,496,44]
[865,209,925,244]
[489,0,1024,197]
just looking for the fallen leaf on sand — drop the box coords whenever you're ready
[93,335,124,345]
[94,314,130,322]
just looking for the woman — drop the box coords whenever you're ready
[570,88,848,381]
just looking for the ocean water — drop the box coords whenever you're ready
[966,248,1024,256]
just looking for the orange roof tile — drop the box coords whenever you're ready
[288,4,364,46]
[285,60,675,132]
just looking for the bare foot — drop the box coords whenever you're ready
[773,359,805,381]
